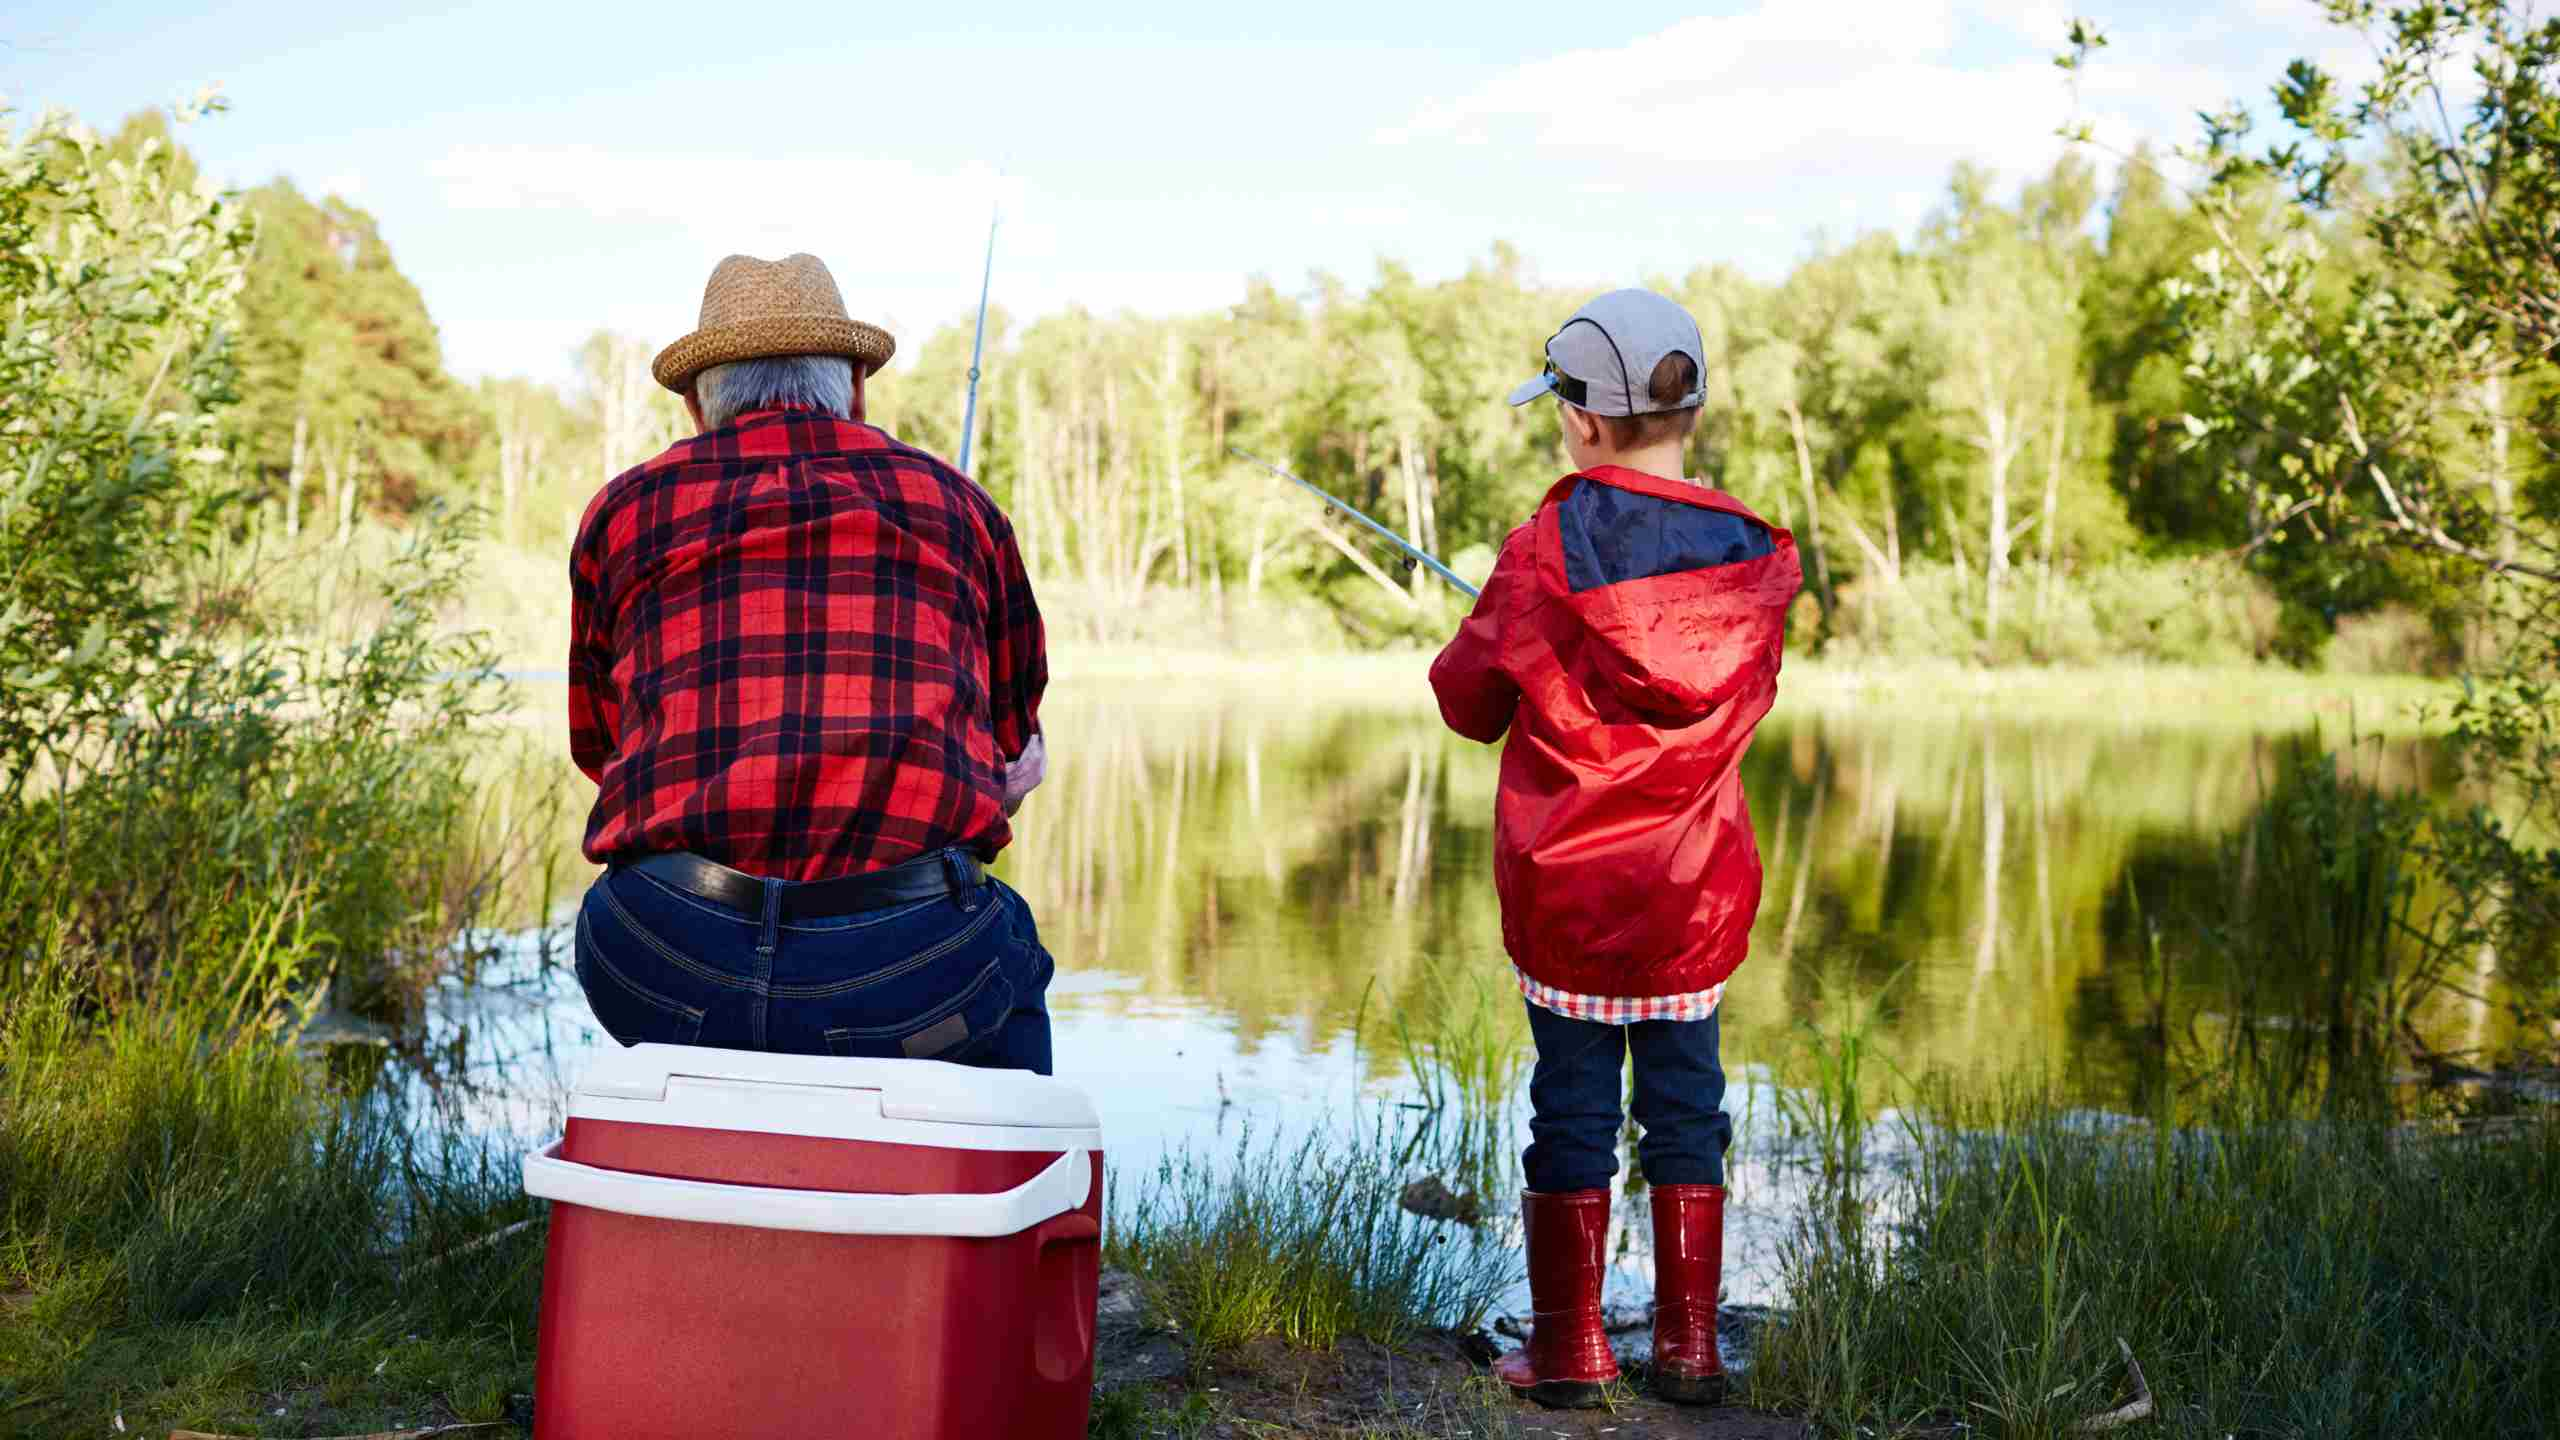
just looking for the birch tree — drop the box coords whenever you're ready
[1929,174,2078,648]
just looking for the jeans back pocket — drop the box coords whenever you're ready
[821,956,1012,1061]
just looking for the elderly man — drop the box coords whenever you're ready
[566,252,1056,1072]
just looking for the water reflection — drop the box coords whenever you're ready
[1009,689,2468,1111]
[426,682,2478,1320]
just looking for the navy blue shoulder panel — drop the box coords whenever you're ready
[1557,480,1774,593]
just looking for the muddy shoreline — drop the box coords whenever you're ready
[1091,1269,1806,1439]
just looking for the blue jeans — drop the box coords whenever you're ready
[573,854,1056,1074]
[1521,1002,1730,1193]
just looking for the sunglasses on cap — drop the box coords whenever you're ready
[1540,359,1590,407]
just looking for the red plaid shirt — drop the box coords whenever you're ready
[568,408,1046,881]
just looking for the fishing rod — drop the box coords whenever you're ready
[956,204,999,474]
[1229,446,1479,599]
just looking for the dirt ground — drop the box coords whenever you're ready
[1093,1274,1811,1440]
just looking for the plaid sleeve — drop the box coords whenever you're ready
[982,506,1047,759]
[566,504,619,785]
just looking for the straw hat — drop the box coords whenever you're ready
[651,253,896,393]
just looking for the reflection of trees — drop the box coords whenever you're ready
[1000,693,1505,1062]
[1733,714,2452,1105]
[469,687,2470,1110]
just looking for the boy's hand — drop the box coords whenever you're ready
[1002,733,1047,816]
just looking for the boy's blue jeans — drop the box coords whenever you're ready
[573,855,1056,1074]
[1521,1002,1730,1193]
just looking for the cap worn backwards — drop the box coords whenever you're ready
[1506,288,1708,417]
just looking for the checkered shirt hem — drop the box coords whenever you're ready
[1514,966,1726,1024]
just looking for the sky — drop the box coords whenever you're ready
[5,1,2363,385]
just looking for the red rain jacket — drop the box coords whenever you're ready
[1430,466,1802,999]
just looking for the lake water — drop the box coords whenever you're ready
[417,675,2480,1327]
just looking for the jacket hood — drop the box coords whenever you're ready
[1546,468,1800,727]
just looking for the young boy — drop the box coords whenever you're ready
[1431,289,1801,1409]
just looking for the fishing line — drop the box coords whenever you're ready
[1230,446,1479,600]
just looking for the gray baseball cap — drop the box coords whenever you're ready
[1506,288,1708,416]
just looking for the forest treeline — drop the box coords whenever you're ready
[90,16,2559,673]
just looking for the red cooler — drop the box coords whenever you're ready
[522,1044,1103,1439]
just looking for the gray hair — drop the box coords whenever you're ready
[693,354,855,429]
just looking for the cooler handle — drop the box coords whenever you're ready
[522,1141,1091,1239]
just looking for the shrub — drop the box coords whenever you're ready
[0,102,513,1024]
[1824,554,2285,668]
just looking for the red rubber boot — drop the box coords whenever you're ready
[1648,1183,1729,1404]
[1492,1189,1620,1408]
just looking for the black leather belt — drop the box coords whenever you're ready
[625,849,985,921]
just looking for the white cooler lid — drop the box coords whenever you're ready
[569,1043,1102,1151]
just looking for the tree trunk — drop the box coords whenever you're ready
[1313,520,1417,609]
[2484,372,2516,570]
[1013,370,1039,575]
[319,448,342,544]
[502,436,520,547]
[334,442,360,547]
[1983,402,2014,644]
[1207,337,1228,465]
[523,437,544,546]
[1882,459,1901,576]
[498,414,535,548]
[1399,432,1427,601]
[286,410,308,542]
[1103,374,1125,593]
[2038,379,2067,633]
[1419,451,1439,566]
[1785,402,1832,621]
[1070,381,1096,588]
[1160,332,1189,588]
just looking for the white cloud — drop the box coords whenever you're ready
[1961,0,2076,47]
[398,5,2364,383]
[1376,0,2078,209]
[1372,0,2356,253]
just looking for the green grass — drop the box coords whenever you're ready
[1771,964,1910,1189]
[1106,1120,1513,1374]
[0,999,543,1436]
[1748,1092,2560,1439]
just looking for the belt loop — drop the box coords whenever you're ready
[757,877,783,958]
[943,849,979,912]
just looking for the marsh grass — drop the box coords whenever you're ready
[1771,965,1911,1188]
[0,992,544,1435]
[0,520,550,1027]
[1363,967,1529,1201]
[2206,737,2432,1098]
[1107,1119,1512,1374]
[1749,1090,2560,1439]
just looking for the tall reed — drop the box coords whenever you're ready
[2191,734,2435,1107]
[0,981,543,1434]
[1108,1118,1512,1372]
[1750,1090,2560,1439]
